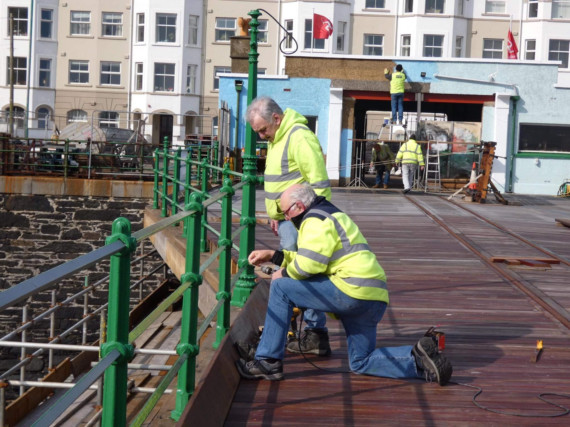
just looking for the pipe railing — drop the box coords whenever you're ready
[0,135,262,426]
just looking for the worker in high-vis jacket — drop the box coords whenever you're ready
[395,134,425,194]
[245,96,332,356]
[384,64,406,125]
[237,184,453,385]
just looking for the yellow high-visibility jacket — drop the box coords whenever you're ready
[389,71,406,94]
[264,108,331,220]
[395,139,425,166]
[281,197,389,303]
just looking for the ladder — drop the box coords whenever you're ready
[424,140,442,192]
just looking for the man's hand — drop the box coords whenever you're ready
[384,68,389,74]
[271,268,284,280]
[420,166,425,171]
[248,249,275,266]
[270,219,279,236]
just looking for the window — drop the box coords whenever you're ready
[186,64,197,94]
[67,109,87,124]
[525,40,536,60]
[405,0,414,13]
[188,15,198,45]
[215,18,236,42]
[99,111,119,128]
[455,36,463,57]
[69,60,89,84]
[39,59,51,87]
[257,19,268,43]
[213,66,231,90]
[337,21,346,52]
[485,1,506,13]
[426,0,445,13]
[70,11,90,35]
[4,107,25,129]
[365,0,385,8]
[401,35,411,56]
[528,0,538,18]
[285,20,294,49]
[154,63,175,91]
[423,35,443,57]
[100,62,121,85]
[549,39,569,68]
[483,39,503,58]
[156,13,176,43]
[552,0,570,19]
[7,7,28,36]
[519,123,570,153]
[102,12,122,37]
[135,63,143,90]
[457,0,464,15]
[304,19,324,49]
[37,107,50,129]
[6,57,27,85]
[40,9,53,38]
[136,13,145,42]
[363,34,383,55]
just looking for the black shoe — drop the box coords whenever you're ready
[236,358,284,380]
[235,341,257,361]
[402,188,411,194]
[412,337,452,386]
[286,329,331,356]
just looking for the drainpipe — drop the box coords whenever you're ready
[507,96,520,193]
[518,0,523,56]
[276,0,282,74]
[127,0,134,128]
[394,0,399,54]
[25,0,35,138]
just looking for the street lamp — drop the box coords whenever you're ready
[234,80,244,153]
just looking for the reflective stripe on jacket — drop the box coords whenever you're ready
[395,139,425,166]
[282,198,389,303]
[390,71,406,94]
[264,108,331,220]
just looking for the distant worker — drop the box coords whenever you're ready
[395,134,425,194]
[245,96,332,356]
[370,141,395,189]
[384,64,406,125]
[237,184,453,385]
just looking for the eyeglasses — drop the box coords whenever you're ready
[282,201,297,218]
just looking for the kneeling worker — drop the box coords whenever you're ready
[236,183,452,384]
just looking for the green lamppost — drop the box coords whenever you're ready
[231,9,260,306]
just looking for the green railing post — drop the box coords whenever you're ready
[161,137,169,217]
[231,9,260,307]
[182,148,192,238]
[214,178,235,348]
[63,139,70,178]
[171,193,203,421]
[200,158,209,252]
[173,147,181,216]
[153,148,159,209]
[101,217,136,427]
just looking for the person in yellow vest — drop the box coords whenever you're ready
[236,184,453,384]
[369,141,395,189]
[395,134,425,194]
[245,96,332,356]
[384,64,406,125]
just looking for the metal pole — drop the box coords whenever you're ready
[9,14,15,136]
[231,9,260,306]
[25,0,35,139]
[20,301,29,396]
[101,218,135,427]
[49,290,56,369]
[83,277,89,345]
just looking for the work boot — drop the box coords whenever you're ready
[286,329,331,356]
[383,184,388,189]
[372,184,381,188]
[236,358,284,381]
[235,341,257,361]
[412,337,452,386]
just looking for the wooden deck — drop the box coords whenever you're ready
[179,189,570,426]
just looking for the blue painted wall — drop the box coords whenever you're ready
[220,59,570,195]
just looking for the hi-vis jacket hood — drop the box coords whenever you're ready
[264,108,331,220]
[281,197,389,303]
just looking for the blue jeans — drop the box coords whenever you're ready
[255,275,421,379]
[277,220,327,331]
[375,164,390,186]
[391,93,404,122]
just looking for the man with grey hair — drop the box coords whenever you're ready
[237,184,453,385]
[246,96,332,356]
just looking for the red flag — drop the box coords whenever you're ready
[313,13,333,39]
[507,29,518,59]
